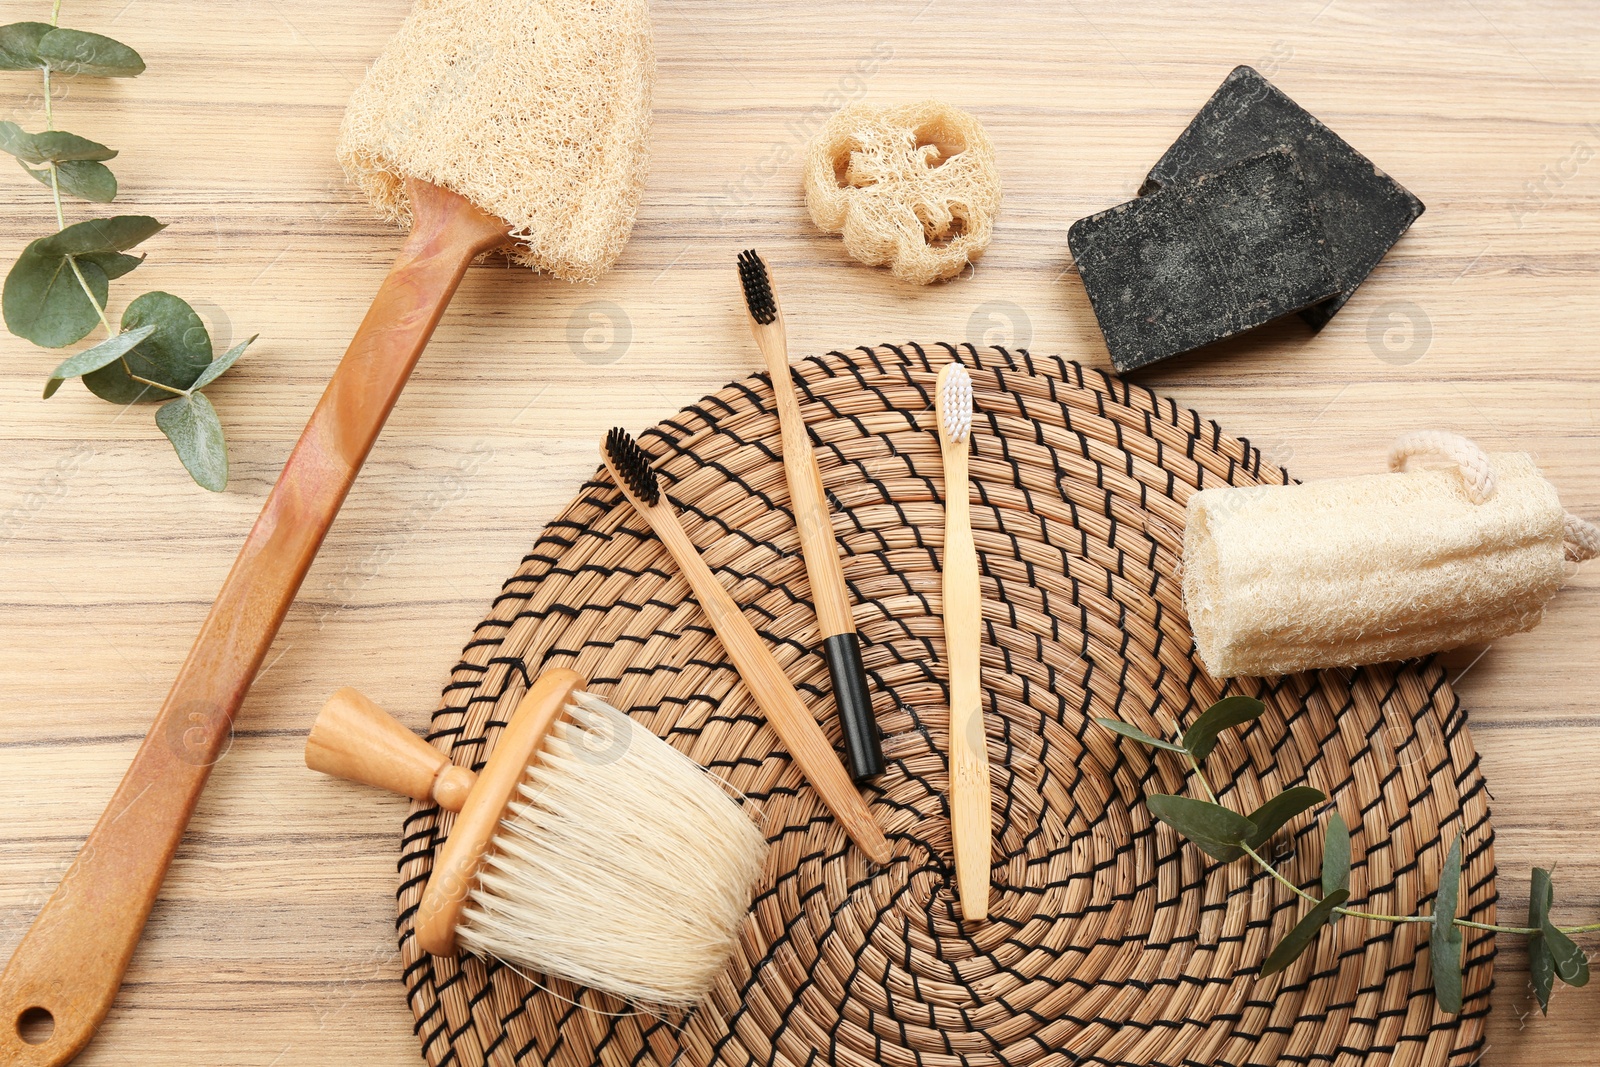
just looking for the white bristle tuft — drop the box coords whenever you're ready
[457,691,769,1008]
[942,363,972,444]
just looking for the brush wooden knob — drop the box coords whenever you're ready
[307,688,476,812]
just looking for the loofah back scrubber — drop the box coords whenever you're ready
[337,0,654,281]
[804,100,1000,284]
[1184,432,1599,678]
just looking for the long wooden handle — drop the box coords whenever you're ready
[751,318,882,781]
[0,178,508,1067]
[306,687,477,812]
[938,383,990,922]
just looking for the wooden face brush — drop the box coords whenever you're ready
[936,361,991,922]
[305,669,768,1009]
[601,428,892,864]
[736,249,883,782]
[0,3,652,1060]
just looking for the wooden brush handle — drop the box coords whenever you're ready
[938,370,990,923]
[0,177,508,1067]
[751,319,883,781]
[306,688,477,812]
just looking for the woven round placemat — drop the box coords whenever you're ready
[396,342,1497,1067]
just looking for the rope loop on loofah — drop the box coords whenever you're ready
[1390,430,1599,563]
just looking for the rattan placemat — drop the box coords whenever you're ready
[396,342,1496,1067]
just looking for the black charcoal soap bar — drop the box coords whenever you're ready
[1143,65,1424,329]
[1069,148,1339,373]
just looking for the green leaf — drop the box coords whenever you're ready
[85,291,212,404]
[1529,868,1555,1014]
[1430,832,1464,1015]
[1182,696,1266,761]
[1146,793,1257,862]
[190,335,256,392]
[21,158,118,203]
[155,391,227,491]
[1244,786,1326,850]
[37,28,145,77]
[1261,889,1349,977]
[42,323,157,397]
[1321,811,1351,902]
[0,22,52,70]
[2,238,108,347]
[1528,868,1589,990]
[43,215,163,256]
[0,124,116,165]
[79,250,142,280]
[1095,717,1187,753]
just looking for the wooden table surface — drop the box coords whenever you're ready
[1,1,1596,1063]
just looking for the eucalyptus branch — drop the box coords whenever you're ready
[1,3,257,490]
[1098,696,1595,1015]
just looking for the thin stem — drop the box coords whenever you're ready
[121,365,185,397]
[47,164,64,229]
[51,0,61,27]
[65,256,114,338]
[42,67,54,130]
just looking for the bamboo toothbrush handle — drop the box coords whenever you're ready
[942,436,991,922]
[647,502,892,864]
[306,688,477,812]
[753,326,883,781]
[0,178,508,1067]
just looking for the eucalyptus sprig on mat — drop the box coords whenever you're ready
[1,2,255,490]
[1099,697,1598,1015]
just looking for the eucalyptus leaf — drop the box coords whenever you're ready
[0,124,115,165]
[85,291,212,404]
[1244,786,1326,850]
[1530,868,1590,989]
[1529,868,1555,1014]
[1430,833,1464,1015]
[79,250,141,280]
[0,22,52,70]
[42,324,156,397]
[2,238,108,347]
[1182,696,1266,761]
[42,214,163,256]
[21,158,117,203]
[1145,793,1257,862]
[190,335,256,392]
[1095,717,1187,753]
[155,391,227,491]
[37,28,145,77]
[1321,811,1351,901]
[1261,889,1348,977]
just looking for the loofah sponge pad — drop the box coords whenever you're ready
[803,101,1000,284]
[1184,452,1572,678]
[337,0,653,282]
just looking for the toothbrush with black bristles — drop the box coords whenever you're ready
[736,249,884,782]
[600,426,892,865]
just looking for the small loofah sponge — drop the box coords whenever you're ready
[803,101,1000,284]
[337,0,654,283]
[1183,437,1598,678]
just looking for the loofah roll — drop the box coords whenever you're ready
[337,0,654,282]
[1184,447,1582,678]
[803,100,1000,284]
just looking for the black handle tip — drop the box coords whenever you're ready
[822,633,883,781]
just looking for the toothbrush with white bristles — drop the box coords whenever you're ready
[935,360,990,922]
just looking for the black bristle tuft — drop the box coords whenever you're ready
[737,249,777,325]
[605,426,660,506]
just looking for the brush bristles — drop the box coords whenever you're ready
[737,249,777,325]
[458,691,769,1008]
[941,363,973,444]
[605,426,660,506]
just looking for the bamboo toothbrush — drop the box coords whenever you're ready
[305,670,769,1008]
[736,249,883,782]
[601,427,892,864]
[936,361,990,921]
